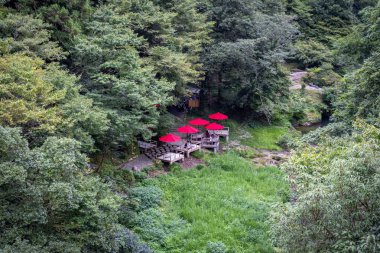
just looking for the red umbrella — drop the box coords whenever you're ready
[189,118,210,126]
[205,122,225,130]
[209,112,228,121]
[159,133,181,143]
[177,125,199,134]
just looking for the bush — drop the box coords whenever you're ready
[294,39,332,68]
[169,163,182,173]
[303,63,342,87]
[271,121,380,252]
[191,150,204,159]
[206,241,227,253]
[278,130,302,149]
[129,186,163,211]
[301,122,351,144]
[196,164,205,170]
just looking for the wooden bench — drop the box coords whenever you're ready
[201,136,220,153]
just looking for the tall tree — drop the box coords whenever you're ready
[204,0,297,121]
[72,4,174,151]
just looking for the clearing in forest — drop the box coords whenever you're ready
[136,153,289,253]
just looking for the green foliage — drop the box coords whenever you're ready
[303,63,342,87]
[288,0,356,43]
[72,4,175,150]
[129,186,163,212]
[0,13,66,60]
[293,39,332,68]
[234,147,258,159]
[191,150,204,159]
[301,122,351,144]
[0,126,153,252]
[3,0,94,48]
[0,54,67,135]
[206,241,227,253]
[168,163,182,173]
[125,0,212,95]
[137,153,289,252]
[204,0,297,120]
[0,53,109,150]
[277,129,302,149]
[271,121,380,252]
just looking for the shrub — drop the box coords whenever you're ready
[129,186,163,211]
[301,122,351,144]
[196,164,205,170]
[191,150,204,159]
[277,130,302,149]
[206,241,227,253]
[271,121,380,252]
[294,39,332,68]
[303,63,342,87]
[169,163,182,173]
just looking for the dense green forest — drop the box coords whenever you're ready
[0,0,379,252]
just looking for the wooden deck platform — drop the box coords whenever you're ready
[208,127,229,141]
[175,143,201,157]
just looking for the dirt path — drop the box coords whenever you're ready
[289,70,323,92]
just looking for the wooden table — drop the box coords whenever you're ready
[157,152,185,164]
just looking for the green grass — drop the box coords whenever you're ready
[140,153,289,253]
[241,126,288,151]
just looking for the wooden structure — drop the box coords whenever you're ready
[157,151,185,165]
[144,144,175,160]
[201,136,220,153]
[190,133,205,143]
[137,140,157,151]
[175,142,201,157]
[208,127,230,142]
[188,99,200,108]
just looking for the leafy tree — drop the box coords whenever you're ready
[335,2,380,123]
[0,53,109,150]
[0,54,67,137]
[271,120,380,252]
[293,39,332,68]
[72,4,174,150]
[123,0,212,95]
[0,126,152,252]
[204,0,297,120]
[0,13,66,61]
[2,0,94,48]
[204,39,291,121]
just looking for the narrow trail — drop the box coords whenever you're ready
[289,70,323,92]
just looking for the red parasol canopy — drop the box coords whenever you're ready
[159,133,181,143]
[177,125,199,134]
[205,122,225,130]
[209,112,228,121]
[189,118,210,126]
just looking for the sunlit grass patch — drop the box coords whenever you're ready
[241,126,288,151]
[139,153,289,253]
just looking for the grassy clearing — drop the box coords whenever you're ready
[140,153,289,253]
[241,126,288,151]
